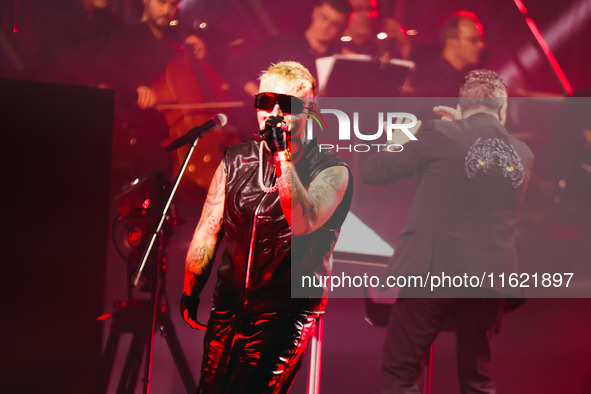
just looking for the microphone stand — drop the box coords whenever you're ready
[131,136,204,394]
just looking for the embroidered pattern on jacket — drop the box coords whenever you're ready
[464,137,525,188]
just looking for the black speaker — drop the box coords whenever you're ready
[0,79,113,394]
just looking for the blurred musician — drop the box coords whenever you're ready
[97,0,213,182]
[412,11,486,97]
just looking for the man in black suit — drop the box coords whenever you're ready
[362,70,534,393]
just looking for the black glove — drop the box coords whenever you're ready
[259,116,288,154]
[180,291,206,330]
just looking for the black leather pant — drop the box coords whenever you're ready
[198,307,318,394]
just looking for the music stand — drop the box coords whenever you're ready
[316,54,415,97]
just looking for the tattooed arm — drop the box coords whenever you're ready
[181,161,226,329]
[275,160,349,236]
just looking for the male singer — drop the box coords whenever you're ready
[180,61,352,393]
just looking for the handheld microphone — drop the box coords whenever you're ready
[265,116,288,131]
[165,113,228,152]
[254,116,287,141]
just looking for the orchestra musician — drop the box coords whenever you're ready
[96,0,216,185]
[412,11,486,97]
[232,0,352,98]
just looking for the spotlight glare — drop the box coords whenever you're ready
[525,17,574,94]
[377,32,388,40]
[513,0,528,14]
[341,35,353,42]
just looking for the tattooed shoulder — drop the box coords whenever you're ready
[206,162,226,206]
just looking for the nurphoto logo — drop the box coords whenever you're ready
[305,105,418,153]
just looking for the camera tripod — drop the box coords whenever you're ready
[94,231,197,394]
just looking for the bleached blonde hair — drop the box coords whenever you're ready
[259,61,316,97]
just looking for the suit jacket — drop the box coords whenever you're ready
[362,113,534,296]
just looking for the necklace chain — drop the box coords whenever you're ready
[258,142,278,193]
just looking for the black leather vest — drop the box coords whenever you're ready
[213,138,352,313]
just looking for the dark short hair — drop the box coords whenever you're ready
[438,10,482,43]
[317,0,353,16]
[459,69,507,111]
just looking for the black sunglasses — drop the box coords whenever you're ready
[254,92,305,114]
